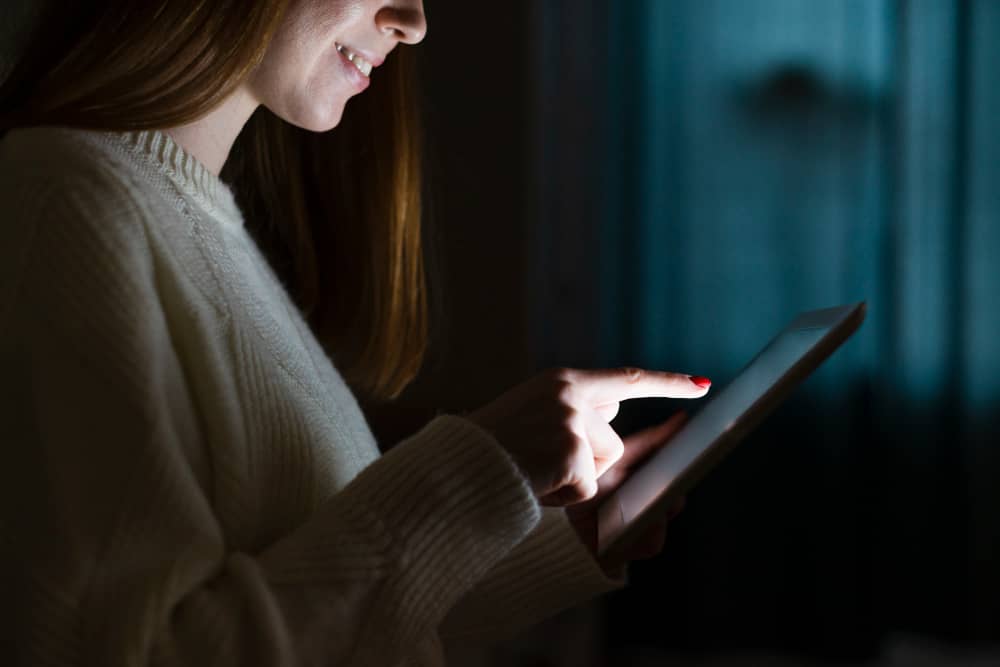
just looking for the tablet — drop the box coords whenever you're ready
[596,302,867,561]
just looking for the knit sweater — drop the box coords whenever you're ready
[0,126,621,666]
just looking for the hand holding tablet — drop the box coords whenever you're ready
[467,302,865,571]
[596,302,867,565]
[467,366,712,506]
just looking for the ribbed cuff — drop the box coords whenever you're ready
[441,507,625,642]
[344,415,541,630]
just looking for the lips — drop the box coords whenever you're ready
[335,43,373,77]
[333,43,371,92]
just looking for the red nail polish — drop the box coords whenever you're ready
[690,376,712,388]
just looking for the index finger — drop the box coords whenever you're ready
[568,367,711,406]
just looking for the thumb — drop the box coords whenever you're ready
[619,411,689,468]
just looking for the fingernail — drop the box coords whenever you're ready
[689,376,712,388]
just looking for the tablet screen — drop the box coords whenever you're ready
[596,302,866,558]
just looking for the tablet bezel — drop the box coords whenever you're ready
[596,302,867,562]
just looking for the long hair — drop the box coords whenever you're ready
[0,0,433,401]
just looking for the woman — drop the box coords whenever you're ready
[0,1,710,664]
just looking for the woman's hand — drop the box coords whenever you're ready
[466,367,710,506]
[563,411,690,575]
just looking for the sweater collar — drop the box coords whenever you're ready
[113,128,244,228]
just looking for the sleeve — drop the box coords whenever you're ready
[438,506,626,648]
[0,174,541,667]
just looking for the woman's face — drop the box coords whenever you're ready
[248,0,427,131]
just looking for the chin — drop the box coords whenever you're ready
[278,99,347,133]
[296,111,345,133]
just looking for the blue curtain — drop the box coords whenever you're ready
[536,0,999,657]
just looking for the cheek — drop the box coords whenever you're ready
[289,50,353,130]
[254,37,352,132]
[247,0,369,130]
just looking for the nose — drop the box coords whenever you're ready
[375,1,427,45]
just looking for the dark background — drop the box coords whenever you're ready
[366,1,1000,666]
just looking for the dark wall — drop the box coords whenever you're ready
[1,1,42,81]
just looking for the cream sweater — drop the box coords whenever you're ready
[0,126,620,666]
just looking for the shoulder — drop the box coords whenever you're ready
[0,125,153,230]
[0,127,165,324]
[0,126,159,268]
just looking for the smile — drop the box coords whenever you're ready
[335,43,373,77]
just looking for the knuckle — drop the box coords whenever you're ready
[618,366,644,384]
[555,381,578,406]
[580,478,599,501]
[555,428,582,458]
[546,366,575,384]
[560,408,586,438]
[542,368,579,405]
[558,442,589,476]
[552,461,577,492]
[559,458,577,483]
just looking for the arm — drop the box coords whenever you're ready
[0,175,541,667]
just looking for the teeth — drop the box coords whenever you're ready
[336,43,373,77]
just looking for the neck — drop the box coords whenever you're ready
[163,86,259,176]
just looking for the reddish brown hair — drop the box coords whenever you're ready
[0,0,431,401]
